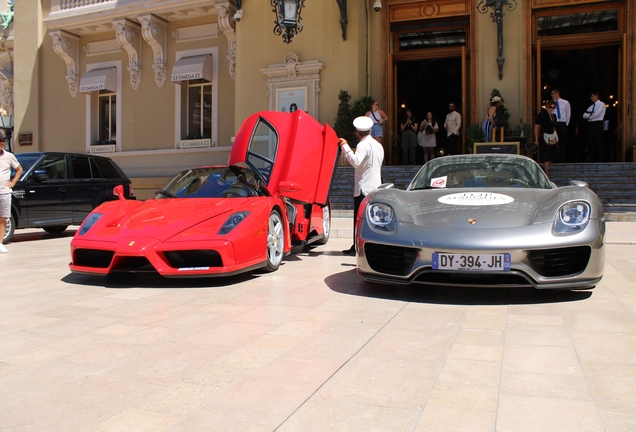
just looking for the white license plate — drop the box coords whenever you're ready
[432,253,511,271]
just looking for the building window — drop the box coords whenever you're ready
[187,79,212,140]
[98,90,116,144]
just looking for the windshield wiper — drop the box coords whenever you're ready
[156,189,177,198]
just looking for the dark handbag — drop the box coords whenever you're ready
[424,124,434,135]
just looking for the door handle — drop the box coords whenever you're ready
[92,187,102,191]
[58,188,68,193]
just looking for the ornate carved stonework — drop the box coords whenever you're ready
[138,14,167,87]
[261,52,324,118]
[214,2,237,80]
[113,19,142,90]
[49,30,80,97]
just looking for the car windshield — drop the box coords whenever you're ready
[14,154,42,177]
[155,164,261,199]
[409,155,553,190]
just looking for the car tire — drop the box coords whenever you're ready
[43,225,68,235]
[315,204,331,245]
[264,210,284,272]
[3,213,15,244]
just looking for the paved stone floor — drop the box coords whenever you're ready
[1,224,636,431]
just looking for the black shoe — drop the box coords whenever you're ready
[342,246,356,256]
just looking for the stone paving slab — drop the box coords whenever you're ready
[1,228,636,431]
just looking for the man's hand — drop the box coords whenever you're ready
[339,138,348,147]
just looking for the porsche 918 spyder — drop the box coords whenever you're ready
[355,154,605,290]
[69,110,339,277]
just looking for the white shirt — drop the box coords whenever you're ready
[444,111,462,136]
[554,97,571,125]
[341,134,384,197]
[583,100,606,122]
[0,149,20,195]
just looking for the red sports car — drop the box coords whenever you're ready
[69,111,339,277]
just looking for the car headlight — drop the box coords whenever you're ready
[554,201,590,234]
[218,211,250,235]
[79,213,103,235]
[367,203,396,233]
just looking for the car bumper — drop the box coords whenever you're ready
[356,219,605,290]
[69,236,266,277]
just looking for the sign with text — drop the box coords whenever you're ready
[178,139,212,149]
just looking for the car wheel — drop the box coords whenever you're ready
[315,204,331,245]
[43,225,68,235]
[264,210,284,272]
[3,213,15,244]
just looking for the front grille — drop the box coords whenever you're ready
[112,256,154,272]
[414,271,531,287]
[74,249,114,268]
[163,250,223,268]
[365,243,418,275]
[528,246,591,277]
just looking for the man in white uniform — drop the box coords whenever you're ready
[338,116,385,256]
[0,134,23,252]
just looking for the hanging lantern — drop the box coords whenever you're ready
[271,0,305,44]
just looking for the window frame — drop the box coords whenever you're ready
[174,47,219,148]
[84,61,122,152]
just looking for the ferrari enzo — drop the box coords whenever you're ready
[356,154,605,290]
[69,110,339,277]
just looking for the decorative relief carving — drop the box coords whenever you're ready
[49,30,80,97]
[138,14,167,87]
[113,19,142,89]
[390,0,469,22]
[261,52,323,118]
[214,2,237,80]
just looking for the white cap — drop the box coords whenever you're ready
[353,116,373,131]
[491,96,502,103]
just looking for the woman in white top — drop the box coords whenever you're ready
[419,111,439,163]
[365,100,388,144]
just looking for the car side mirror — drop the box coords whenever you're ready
[113,185,126,201]
[279,181,301,193]
[569,180,589,188]
[33,169,50,181]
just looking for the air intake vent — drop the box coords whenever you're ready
[74,249,114,268]
[163,250,223,268]
[364,243,418,275]
[528,246,591,277]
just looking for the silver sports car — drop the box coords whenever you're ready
[356,154,605,290]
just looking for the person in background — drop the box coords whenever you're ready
[338,116,385,256]
[289,103,298,113]
[444,102,462,155]
[366,100,388,145]
[550,88,571,161]
[0,134,23,253]
[534,100,560,178]
[419,111,439,163]
[583,91,606,162]
[482,96,501,143]
[400,109,418,165]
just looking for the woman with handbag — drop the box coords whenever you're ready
[419,111,439,163]
[534,99,560,178]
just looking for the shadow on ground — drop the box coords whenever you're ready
[325,268,593,306]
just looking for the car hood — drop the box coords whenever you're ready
[368,187,598,229]
[95,198,242,242]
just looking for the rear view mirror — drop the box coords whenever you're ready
[113,185,126,201]
[33,169,49,181]
[279,181,301,193]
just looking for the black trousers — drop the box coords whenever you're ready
[555,122,568,161]
[447,134,459,155]
[352,193,365,247]
[588,121,604,162]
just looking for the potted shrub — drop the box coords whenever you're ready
[464,123,484,154]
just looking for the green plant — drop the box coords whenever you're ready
[464,123,484,153]
[627,140,636,150]
[334,92,374,146]
[334,90,354,143]
[490,88,511,134]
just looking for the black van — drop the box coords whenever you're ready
[4,152,134,243]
